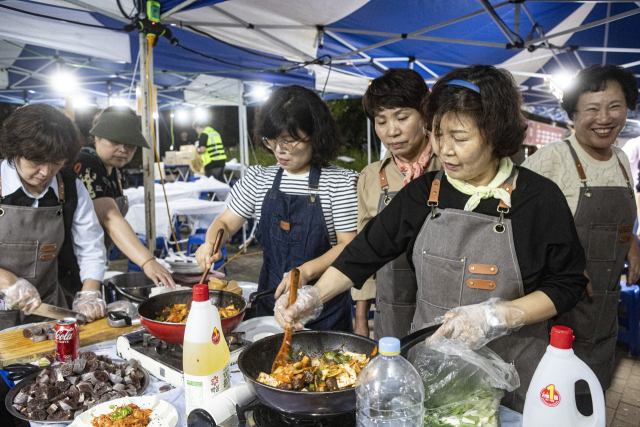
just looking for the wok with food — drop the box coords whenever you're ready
[238,330,378,418]
[137,289,246,344]
[258,349,369,392]
[153,302,240,323]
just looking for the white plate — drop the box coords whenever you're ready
[70,396,178,427]
[237,281,258,299]
[235,316,284,342]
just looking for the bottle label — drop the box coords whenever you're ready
[540,384,561,407]
[184,364,231,415]
[213,327,221,345]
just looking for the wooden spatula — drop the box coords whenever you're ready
[271,268,300,373]
[199,229,224,285]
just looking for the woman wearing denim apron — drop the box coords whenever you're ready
[275,66,588,412]
[196,85,358,331]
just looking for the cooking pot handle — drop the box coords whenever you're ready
[399,324,442,358]
[247,288,276,307]
[108,282,148,304]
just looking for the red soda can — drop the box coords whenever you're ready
[55,318,79,362]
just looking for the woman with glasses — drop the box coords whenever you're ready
[196,85,358,331]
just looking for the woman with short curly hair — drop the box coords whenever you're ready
[275,66,588,412]
[0,104,107,329]
[196,85,358,331]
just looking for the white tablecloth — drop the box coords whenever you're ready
[125,200,227,240]
[124,178,231,205]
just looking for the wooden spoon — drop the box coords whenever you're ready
[199,229,224,284]
[271,268,300,373]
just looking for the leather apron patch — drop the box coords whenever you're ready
[280,220,291,231]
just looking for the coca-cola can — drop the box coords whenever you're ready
[55,318,79,362]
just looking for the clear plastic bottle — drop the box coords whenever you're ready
[356,337,424,426]
[183,284,230,417]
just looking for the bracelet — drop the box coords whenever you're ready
[140,257,155,270]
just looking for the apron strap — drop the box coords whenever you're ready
[497,164,518,211]
[307,165,320,203]
[564,139,590,197]
[613,152,635,198]
[379,167,391,205]
[272,167,285,189]
[56,173,65,204]
[116,169,124,194]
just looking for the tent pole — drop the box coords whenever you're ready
[367,118,372,165]
[140,32,156,253]
[237,81,247,253]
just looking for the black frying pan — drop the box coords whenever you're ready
[237,326,440,419]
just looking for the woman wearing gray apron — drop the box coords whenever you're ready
[353,68,441,338]
[523,64,640,400]
[0,104,107,329]
[275,66,588,412]
[68,107,175,293]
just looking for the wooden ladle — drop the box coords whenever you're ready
[199,229,225,285]
[271,268,300,373]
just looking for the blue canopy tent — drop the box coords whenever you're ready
[1,0,639,248]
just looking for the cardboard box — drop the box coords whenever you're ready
[180,145,197,152]
[165,151,197,166]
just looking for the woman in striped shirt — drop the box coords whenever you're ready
[196,85,358,331]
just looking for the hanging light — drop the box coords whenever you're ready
[113,98,130,107]
[51,72,78,94]
[177,109,189,122]
[72,97,89,108]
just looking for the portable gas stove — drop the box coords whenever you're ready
[116,328,250,388]
[187,400,357,427]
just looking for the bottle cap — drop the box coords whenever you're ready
[550,325,574,349]
[378,337,400,355]
[193,284,209,302]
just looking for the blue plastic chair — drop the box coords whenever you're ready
[619,284,640,356]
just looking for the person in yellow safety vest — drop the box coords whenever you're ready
[194,118,227,181]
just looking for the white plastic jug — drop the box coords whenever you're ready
[523,326,605,427]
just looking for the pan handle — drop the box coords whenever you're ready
[399,324,442,358]
[109,283,147,304]
[247,288,276,307]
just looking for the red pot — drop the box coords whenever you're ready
[137,289,245,345]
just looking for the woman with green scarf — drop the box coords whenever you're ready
[273,65,588,412]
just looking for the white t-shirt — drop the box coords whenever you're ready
[622,136,640,192]
[228,164,359,245]
[522,133,634,215]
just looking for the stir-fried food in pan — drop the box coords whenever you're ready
[90,403,152,427]
[257,349,369,392]
[154,302,240,323]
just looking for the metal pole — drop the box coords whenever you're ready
[367,118,372,165]
[139,32,156,253]
[237,81,248,253]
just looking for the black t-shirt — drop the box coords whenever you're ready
[333,166,588,317]
[73,148,123,200]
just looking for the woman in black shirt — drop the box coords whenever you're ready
[274,66,587,412]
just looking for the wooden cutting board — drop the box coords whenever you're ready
[0,318,140,368]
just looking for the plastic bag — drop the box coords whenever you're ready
[409,335,520,427]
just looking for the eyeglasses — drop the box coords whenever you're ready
[261,137,307,152]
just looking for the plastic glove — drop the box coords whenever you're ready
[274,285,323,330]
[428,298,525,350]
[72,290,107,323]
[0,279,41,314]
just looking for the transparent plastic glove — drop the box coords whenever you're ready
[274,285,323,330]
[72,290,107,323]
[0,279,41,314]
[428,298,525,350]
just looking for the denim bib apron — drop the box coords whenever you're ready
[255,166,352,332]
